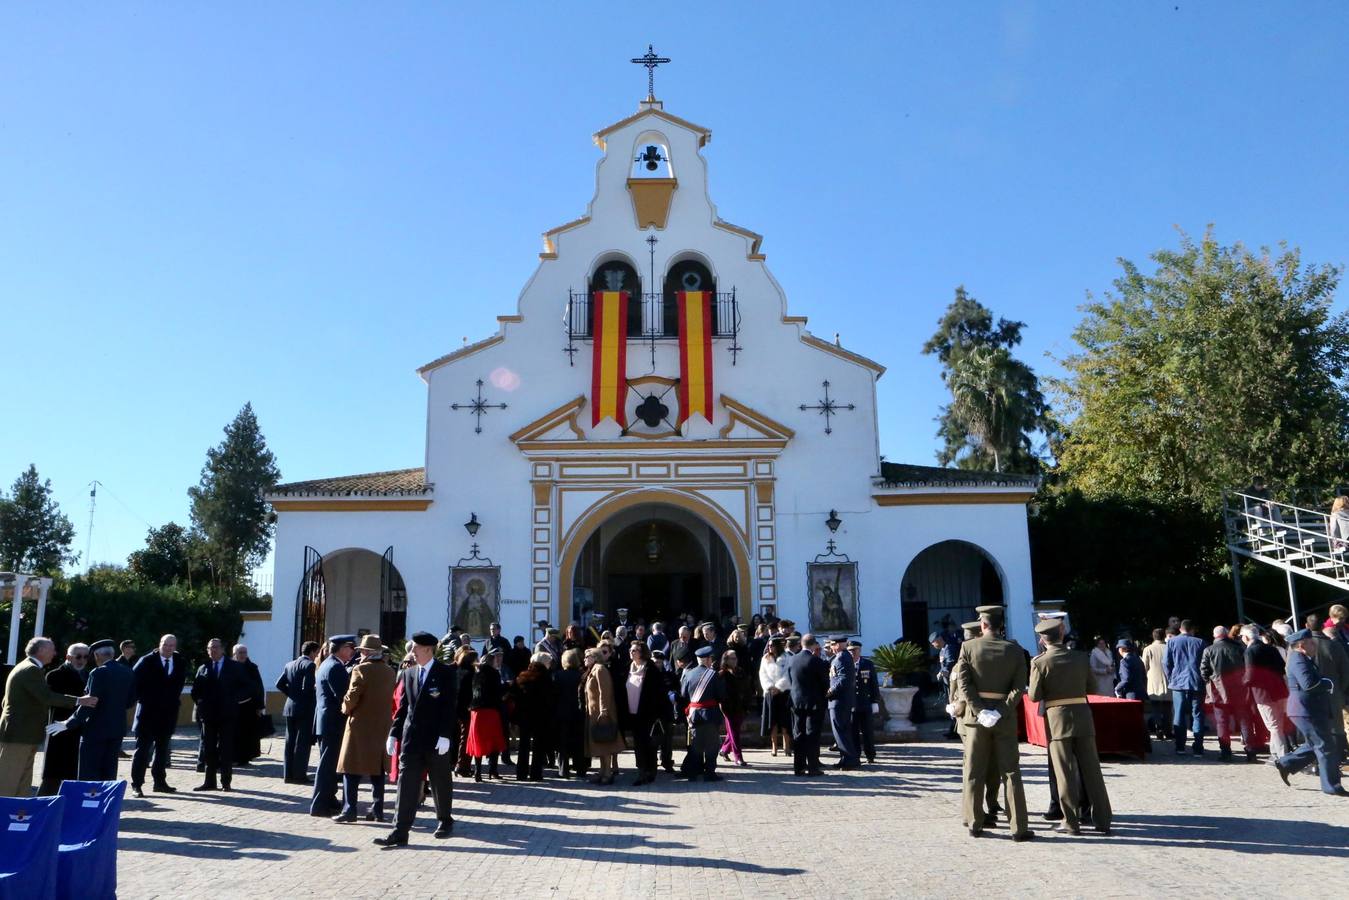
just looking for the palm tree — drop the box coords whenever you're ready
[949,346,1014,472]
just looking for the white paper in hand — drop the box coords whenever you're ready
[976,708,1002,729]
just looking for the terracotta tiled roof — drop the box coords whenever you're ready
[876,461,1037,489]
[269,467,430,497]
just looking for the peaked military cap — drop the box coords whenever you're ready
[694,645,714,658]
[328,634,358,648]
[961,620,982,632]
[1035,619,1064,636]
[89,639,115,654]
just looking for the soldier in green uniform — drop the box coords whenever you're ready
[1027,618,1113,836]
[956,611,1033,841]
[949,620,1002,828]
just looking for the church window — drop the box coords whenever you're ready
[663,258,717,337]
[588,260,643,338]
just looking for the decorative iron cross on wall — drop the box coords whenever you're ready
[800,380,855,435]
[451,379,507,434]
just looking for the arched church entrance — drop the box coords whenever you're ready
[559,493,750,629]
[296,546,408,650]
[899,540,1005,642]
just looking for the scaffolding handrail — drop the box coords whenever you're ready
[1223,490,1348,586]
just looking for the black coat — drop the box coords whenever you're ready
[191,657,249,723]
[551,668,584,726]
[42,664,87,780]
[509,664,555,730]
[622,663,673,729]
[469,667,505,710]
[390,660,458,754]
[785,650,830,709]
[275,655,317,719]
[70,660,136,741]
[132,651,187,737]
[1244,641,1289,705]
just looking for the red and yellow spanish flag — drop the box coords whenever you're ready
[590,291,629,427]
[677,291,714,426]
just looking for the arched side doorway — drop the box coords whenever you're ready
[899,540,1005,642]
[558,490,751,628]
[296,546,408,650]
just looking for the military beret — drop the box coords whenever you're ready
[928,631,942,643]
[89,639,115,654]
[328,634,358,648]
[409,631,438,647]
[694,646,714,658]
[1034,619,1064,636]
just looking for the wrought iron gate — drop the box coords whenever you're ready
[379,545,408,644]
[296,546,326,652]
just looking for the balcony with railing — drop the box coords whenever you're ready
[562,289,741,365]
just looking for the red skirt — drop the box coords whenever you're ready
[466,708,507,757]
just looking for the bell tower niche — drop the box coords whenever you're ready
[627,131,676,229]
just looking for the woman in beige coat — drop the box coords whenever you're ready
[336,635,396,822]
[583,647,626,784]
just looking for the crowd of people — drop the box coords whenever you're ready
[3,600,1345,850]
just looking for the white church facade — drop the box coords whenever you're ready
[242,88,1038,681]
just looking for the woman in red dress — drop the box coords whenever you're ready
[466,649,508,781]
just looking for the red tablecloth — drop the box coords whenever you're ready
[1021,694,1149,758]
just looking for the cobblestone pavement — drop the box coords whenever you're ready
[70,733,1348,899]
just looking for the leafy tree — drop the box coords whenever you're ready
[0,464,77,574]
[1051,229,1349,510]
[923,287,1053,473]
[187,403,280,587]
[127,522,193,586]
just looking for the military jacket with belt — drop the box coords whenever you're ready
[1028,645,1095,739]
[954,637,1028,735]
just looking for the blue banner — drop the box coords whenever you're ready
[0,794,64,900]
[56,781,125,900]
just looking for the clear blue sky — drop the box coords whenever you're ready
[3,2,1347,573]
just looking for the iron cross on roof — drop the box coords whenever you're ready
[631,44,671,101]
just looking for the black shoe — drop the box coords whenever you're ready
[332,812,358,823]
[1276,763,1291,786]
[806,768,825,777]
[220,783,232,792]
[1095,825,1113,835]
[118,750,131,759]
[131,786,145,799]
[1012,831,1036,843]
[192,783,218,792]
[1191,749,1204,758]
[365,808,384,822]
[968,828,984,838]
[434,821,454,839]
[662,764,675,774]
[153,783,178,794]
[373,833,408,848]
[633,775,653,786]
[983,813,998,828]
[1326,787,1349,796]
[866,757,876,764]
[1043,809,1063,822]
[1053,822,1080,835]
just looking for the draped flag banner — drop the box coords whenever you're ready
[677,290,714,425]
[56,780,126,900]
[591,291,629,426]
[0,794,64,900]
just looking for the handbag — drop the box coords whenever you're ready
[590,718,618,744]
[256,712,276,738]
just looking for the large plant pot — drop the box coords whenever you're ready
[880,685,919,735]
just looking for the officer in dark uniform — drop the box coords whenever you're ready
[310,635,356,815]
[827,636,860,768]
[849,640,878,764]
[678,646,727,781]
[651,650,678,772]
[275,641,320,784]
[60,640,136,781]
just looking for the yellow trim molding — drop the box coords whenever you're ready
[240,610,273,622]
[872,491,1036,507]
[593,108,712,150]
[712,218,765,260]
[509,396,588,443]
[718,395,796,441]
[272,499,433,512]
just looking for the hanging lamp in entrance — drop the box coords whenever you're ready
[646,522,663,564]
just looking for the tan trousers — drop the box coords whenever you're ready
[0,741,39,797]
[1048,735,1112,830]
[1255,699,1290,758]
[962,724,1028,835]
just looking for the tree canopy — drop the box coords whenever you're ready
[1051,229,1349,510]
[127,521,197,586]
[0,464,77,574]
[187,403,280,587]
[923,286,1052,473]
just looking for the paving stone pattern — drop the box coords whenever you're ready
[75,733,1349,899]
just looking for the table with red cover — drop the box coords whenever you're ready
[1021,694,1149,758]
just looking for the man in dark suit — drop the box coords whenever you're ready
[58,640,136,781]
[827,636,860,769]
[785,634,830,776]
[189,637,248,791]
[1274,629,1347,795]
[130,634,188,798]
[310,635,355,815]
[375,631,458,848]
[276,641,320,785]
[37,642,90,795]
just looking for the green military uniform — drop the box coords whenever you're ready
[950,621,1000,824]
[955,614,1031,839]
[1028,620,1113,834]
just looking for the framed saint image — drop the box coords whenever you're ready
[806,561,859,635]
[448,565,501,638]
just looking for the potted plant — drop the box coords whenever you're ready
[871,642,926,735]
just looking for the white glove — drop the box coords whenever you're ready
[386,736,397,757]
[944,703,957,716]
[870,703,879,715]
[976,708,1002,729]
[45,721,68,736]
[435,736,450,756]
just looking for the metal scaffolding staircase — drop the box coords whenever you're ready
[1223,491,1349,623]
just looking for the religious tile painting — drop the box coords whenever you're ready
[448,566,501,638]
[806,562,859,635]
